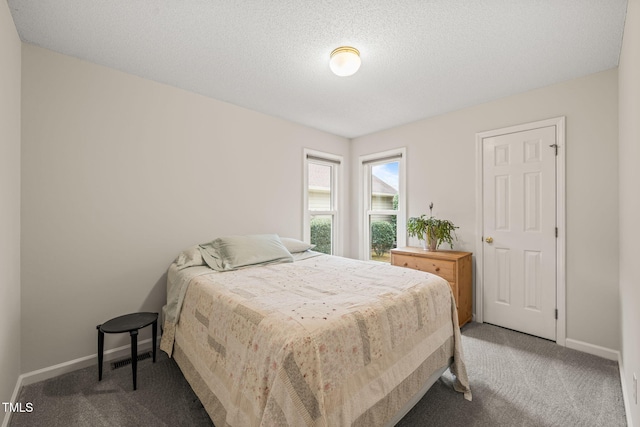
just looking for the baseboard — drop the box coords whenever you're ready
[2,336,160,427]
[565,338,619,361]
[618,354,635,427]
[564,339,634,426]
[21,336,159,386]
[1,372,23,427]
[521,336,631,425]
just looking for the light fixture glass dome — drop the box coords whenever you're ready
[329,46,361,77]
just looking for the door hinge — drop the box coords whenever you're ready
[549,144,558,155]
[555,309,558,319]
[555,227,558,237]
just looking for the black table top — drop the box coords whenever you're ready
[99,312,158,334]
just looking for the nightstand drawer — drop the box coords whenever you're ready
[392,254,456,282]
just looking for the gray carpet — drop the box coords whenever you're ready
[397,323,626,426]
[9,323,627,426]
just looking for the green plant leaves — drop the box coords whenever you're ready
[406,214,458,249]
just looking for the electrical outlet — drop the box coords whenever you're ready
[634,373,637,405]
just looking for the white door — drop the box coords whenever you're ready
[482,125,557,340]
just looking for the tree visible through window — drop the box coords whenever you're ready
[304,150,342,255]
[369,162,399,261]
[360,149,406,262]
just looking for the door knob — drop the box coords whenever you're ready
[485,237,493,243]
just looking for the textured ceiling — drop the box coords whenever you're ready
[8,1,628,138]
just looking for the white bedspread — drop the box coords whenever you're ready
[160,254,471,426]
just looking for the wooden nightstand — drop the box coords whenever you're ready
[391,247,472,327]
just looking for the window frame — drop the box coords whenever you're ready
[303,148,343,256]
[358,148,406,261]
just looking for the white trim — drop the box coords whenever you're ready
[618,354,635,427]
[559,338,632,426]
[474,117,566,346]
[475,138,485,322]
[358,147,406,260]
[555,117,567,346]
[565,338,619,361]
[1,337,159,427]
[26,337,158,386]
[2,374,23,427]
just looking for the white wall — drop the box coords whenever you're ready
[350,69,620,352]
[0,0,22,405]
[20,45,349,372]
[619,0,640,424]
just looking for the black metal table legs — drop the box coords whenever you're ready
[130,330,138,390]
[96,312,158,391]
[152,318,157,363]
[97,326,104,381]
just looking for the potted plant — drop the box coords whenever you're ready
[407,203,459,251]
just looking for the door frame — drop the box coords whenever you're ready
[474,116,566,346]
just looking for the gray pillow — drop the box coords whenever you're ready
[199,234,293,271]
[280,237,315,253]
[175,245,205,270]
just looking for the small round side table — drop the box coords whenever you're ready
[97,312,158,390]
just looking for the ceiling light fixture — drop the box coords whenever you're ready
[329,46,361,77]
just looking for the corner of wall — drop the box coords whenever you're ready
[618,0,640,425]
[0,0,22,422]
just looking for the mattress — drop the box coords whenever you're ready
[160,253,471,426]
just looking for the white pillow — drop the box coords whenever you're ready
[280,237,315,253]
[199,234,293,271]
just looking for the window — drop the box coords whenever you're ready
[303,149,343,255]
[359,148,406,262]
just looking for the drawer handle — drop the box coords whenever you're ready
[435,267,440,272]
[403,262,408,267]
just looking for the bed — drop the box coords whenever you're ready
[160,235,471,427]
